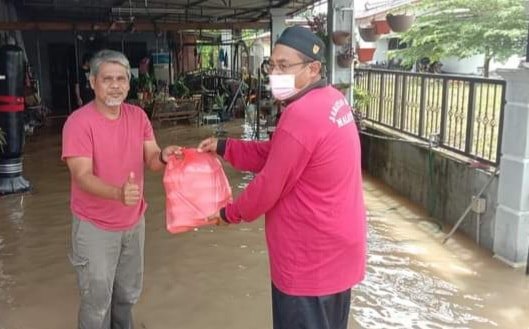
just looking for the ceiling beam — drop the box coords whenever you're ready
[186,0,210,8]
[0,20,269,31]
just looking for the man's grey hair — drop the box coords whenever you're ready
[89,49,131,79]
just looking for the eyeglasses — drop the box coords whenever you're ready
[268,61,312,73]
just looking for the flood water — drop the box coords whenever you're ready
[1,119,528,329]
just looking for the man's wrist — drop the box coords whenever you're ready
[114,187,123,202]
[220,208,229,223]
[217,139,227,157]
[159,151,167,165]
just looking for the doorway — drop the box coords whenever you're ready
[48,43,76,116]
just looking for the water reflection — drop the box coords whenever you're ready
[352,216,498,329]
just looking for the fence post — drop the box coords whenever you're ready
[465,81,476,155]
[378,73,385,123]
[393,73,401,129]
[439,79,449,147]
[400,75,408,131]
[367,70,372,119]
[494,67,529,266]
[419,76,427,138]
[496,81,507,166]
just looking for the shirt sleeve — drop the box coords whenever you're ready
[224,128,311,223]
[141,110,155,141]
[61,115,92,160]
[223,138,271,173]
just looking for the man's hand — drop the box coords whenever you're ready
[121,172,140,206]
[205,210,227,226]
[198,137,218,153]
[160,145,183,164]
[77,98,83,107]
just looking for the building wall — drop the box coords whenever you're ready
[360,128,499,251]
[367,37,521,75]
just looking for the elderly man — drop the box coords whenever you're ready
[199,26,366,329]
[62,49,181,329]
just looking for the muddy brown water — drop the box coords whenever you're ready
[0,119,528,329]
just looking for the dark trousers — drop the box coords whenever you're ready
[272,283,351,329]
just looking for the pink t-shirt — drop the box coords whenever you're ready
[223,85,366,296]
[61,102,154,230]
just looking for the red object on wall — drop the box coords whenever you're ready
[0,95,24,112]
[372,20,391,34]
[357,48,376,63]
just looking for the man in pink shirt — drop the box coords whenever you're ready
[62,50,181,329]
[199,26,366,329]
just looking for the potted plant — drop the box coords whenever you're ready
[170,76,190,99]
[214,92,226,110]
[137,73,155,99]
[336,45,355,68]
[357,47,376,62]
[352,85,374,109]
[331,31,351,46]
[372,19,391,34]
[358,26,380,42]
[386,5,415,32]
[332,83,373,109]
[306,13,329,46]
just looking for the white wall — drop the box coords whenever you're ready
[362,36,522,75]
[372,38,389,63]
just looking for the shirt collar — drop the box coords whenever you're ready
[281,78,327,106]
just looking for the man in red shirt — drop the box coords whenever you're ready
[199,26,366,329]
[62,49,181,329]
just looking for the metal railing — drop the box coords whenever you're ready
[354,68,506,166]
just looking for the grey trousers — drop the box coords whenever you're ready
[69,216,145,329]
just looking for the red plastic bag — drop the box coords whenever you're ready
[163,148,232,233]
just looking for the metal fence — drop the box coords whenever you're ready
[354,68,506,166]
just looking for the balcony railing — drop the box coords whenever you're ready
[354,68,506,166]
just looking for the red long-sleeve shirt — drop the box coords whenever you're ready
[223,84,366,296]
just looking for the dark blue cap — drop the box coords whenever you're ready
[275,26,325,61]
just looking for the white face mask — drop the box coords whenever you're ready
[269,74,298,101]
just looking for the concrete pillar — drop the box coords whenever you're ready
[327,0,354,104]
[494,67,529,266]
[269,8,290,52]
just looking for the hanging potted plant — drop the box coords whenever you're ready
[386,5,415,33]
[357,47,376,63]
[358,26,380,42]
[306,13,329,47]
[336,45,355,68]
[372,19,391,34]
[331,31,351,46]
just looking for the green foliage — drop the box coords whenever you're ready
[333,83,374,109]
[137,73,155,92]
[389,0,528,76]
[171,76,190,98]
[214,92,226,109]
[353,85,374,109]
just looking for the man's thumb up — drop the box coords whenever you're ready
[121,171,140,206]
[128,171,135,184]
